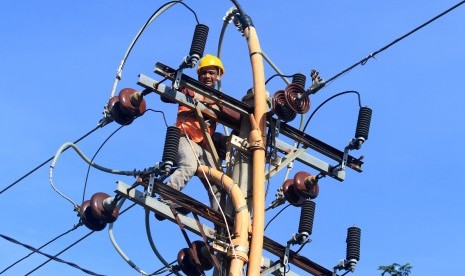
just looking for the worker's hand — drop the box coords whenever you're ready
[180,88,195,98]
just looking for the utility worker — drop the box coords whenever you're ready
[165,54,227,212]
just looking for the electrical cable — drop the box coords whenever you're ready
[145,209,182,276]
[50,142,153,208]
[264,203,291,231]
[146,108,169,128]
[265,73,297,86]
[109,0,198,98]
[82,124,125,203]
[81,108,167,203]
[0,124,101,196]
[294,238,310,255]
[23,202,136,275]
[108,199,155,276]
[0,224,81,274]
[149,260,177,275]
[302,90,361,135]
[0,233,104,276]
[0,231,102,275]
[325,0,465,85]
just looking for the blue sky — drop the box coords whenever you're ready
[1,1,464,275]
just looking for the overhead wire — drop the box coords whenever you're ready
[302,90,362,135]
[22,202,136,275]
[0,232,103,276]
[325,0,465,85]
[0,124,102,196]
[109,0,196,98]
[82,124,125,203]
[145,209,182,276]
[81,108,168,203]
[264,203,291,231]
[0,224,81,274]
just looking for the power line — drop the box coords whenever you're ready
[325,0,465,84]
[24,203,136,275]
[0,233,105,276]
[0,124,102,196]
[0,224,81,274]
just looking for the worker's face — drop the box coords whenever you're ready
[198,66,220,88]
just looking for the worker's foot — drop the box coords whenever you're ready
[155,197,191,221]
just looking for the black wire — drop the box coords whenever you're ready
[302,90,361,135]
[0,233,105,276]
[123,1,199,72]
[265,73,297,86]
[294,238,310,255]
[264,204,291,231]
[0,224,81,274]
[146,109,169,128]
[82,125,125,203]
[23,203,136,275]
[0,125,102,196]
[81,107,168,202]
[149,260,177,275]
[325,0,465,85]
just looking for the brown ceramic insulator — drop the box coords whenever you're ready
[192,240,213,271]
[282,179,301,206]
[90,192,119,223]
[284,83,310,114]
[294,171,319,199]
[177,248,200,276]
[118,88,146,116]
[108,96,134,125]
[272,90,296,122]
[79,200,107,231]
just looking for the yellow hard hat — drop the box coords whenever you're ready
[197,54,225,75]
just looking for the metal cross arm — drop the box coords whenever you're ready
[274,118,364,173]
[154,62,252,116]
[137,73,247,131]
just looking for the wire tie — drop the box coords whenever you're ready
[232,245,249,254]
[249,51,262,58]
[227,182,237,194]
[235,204,247,213]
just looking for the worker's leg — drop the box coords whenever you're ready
[166,136,198,191]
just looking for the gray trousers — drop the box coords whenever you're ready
[167,136,225,211]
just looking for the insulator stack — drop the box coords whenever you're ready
[355,106,372,141]
[177,248,200,276]
[293,171,319,200]
[292,73,307,88]
[284,83,310,114]
[79,200,107,231]
[177,241,212,276]
[346,226,361,262]
[282,172,320,206]
[298,200,316,239]
[282,179,300,206]
[272,90,296,122]
[108,88,147,126]
[192,241,213,271]
[189,24,209,61]
[162,126,180,172]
